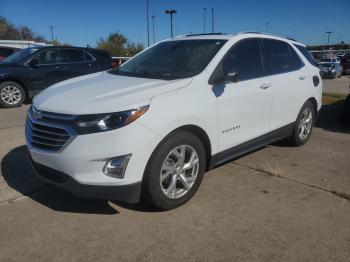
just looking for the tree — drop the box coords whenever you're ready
[97,32,144,57]
[0,16,47,42]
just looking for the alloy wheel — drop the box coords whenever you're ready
[0,85,22,105]
[160,145,199,199]
[298,107,313,140]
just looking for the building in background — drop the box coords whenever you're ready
[0,39,51,49]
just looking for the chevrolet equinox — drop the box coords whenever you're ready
[26,32,322,210]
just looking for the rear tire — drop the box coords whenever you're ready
[141,131,206,210]
[0,81,25,108]
[288,101,315,146]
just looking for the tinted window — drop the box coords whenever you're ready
[264,39,298,74]
[222,38,263,81]
[294,44,316,66]
[289,46,304,70]
[33,49,61,65]
[84,52,94,61]
[61,49,85,63]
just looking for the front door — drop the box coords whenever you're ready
[215,38,273,152]
[26,48,63,91]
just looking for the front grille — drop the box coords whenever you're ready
[25,109,75,152]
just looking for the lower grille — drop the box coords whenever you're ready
[25,110,74,152]
[30,157,68,183]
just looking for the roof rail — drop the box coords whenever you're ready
[185,33,225,37]
[236,31,297,42]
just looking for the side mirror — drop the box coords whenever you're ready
[28,58,39,67]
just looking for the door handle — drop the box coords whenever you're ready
[260,83,271,89]
[299,75,306,80]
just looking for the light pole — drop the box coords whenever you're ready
[326,31,333,46]
[165,10,177,38]
[49,25,54,42]
[211,8,214,33]
[265,22,270,32]
[146,0,150,46]
[151,15,155,44]
[203,7,207,33]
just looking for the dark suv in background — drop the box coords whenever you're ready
[0,46,112,107]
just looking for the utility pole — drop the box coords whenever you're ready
[326,31,333,46]
[49,25,54,42]
[203,7,207,33]
[146,0,150,47]
[211,8,214,33]
[265,22,270,32]
[165,10,177,38]
[151,15,155,44]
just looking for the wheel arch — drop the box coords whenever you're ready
[171,125,212,171]
[307,97,318,117]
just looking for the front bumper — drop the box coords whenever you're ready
[26,112,162,202]
[30,155,142,203]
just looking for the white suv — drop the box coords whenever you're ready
[26,32,322,210]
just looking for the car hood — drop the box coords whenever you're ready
[34,71,192,115]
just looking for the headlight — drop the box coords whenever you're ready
[76,106,149,134]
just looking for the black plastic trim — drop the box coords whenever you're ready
[29,157,142,203]
[210,123,295,168]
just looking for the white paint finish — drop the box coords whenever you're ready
[216,76,273,151]
[28,32,322,190]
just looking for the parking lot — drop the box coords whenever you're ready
[0,78,349,261]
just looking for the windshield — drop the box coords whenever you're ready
[1,47,39,63]
[109,40,227,80]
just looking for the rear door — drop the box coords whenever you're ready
[262,39,307,130]
[60,48,95,80]
[216,38,273,151]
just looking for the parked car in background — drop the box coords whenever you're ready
[318,57,340,65]
[341,54,350,75]
[111,57,129,68]
[0,46,19,61]
[318,62,343,78]
[26,32,322,210]
[0,46,112,107]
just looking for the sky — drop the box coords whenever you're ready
[1,0,349,47]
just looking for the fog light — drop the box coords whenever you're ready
[103,154,131,178]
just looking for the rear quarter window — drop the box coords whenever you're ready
[293,44,317,66]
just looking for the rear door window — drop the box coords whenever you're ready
[222,38,264,81]
[263,39,302,75]
[60,49,85,63]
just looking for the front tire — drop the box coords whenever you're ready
[288,101,315,146]
[142,131,206,210]
[0,81,25,108]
